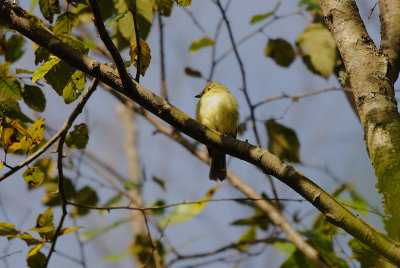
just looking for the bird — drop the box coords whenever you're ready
[195,81,239,181]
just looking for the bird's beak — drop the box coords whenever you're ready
[195,92,203,98]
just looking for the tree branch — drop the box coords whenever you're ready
[320,0,400,222]
[379,0,400,82]
[1,1,400,264]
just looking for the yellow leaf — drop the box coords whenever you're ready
[27,243,43,258]
[0,161,3,171]
[129,38,151,76]
[11,120,29,136]
[60,226,83,235]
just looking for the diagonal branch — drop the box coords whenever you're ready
[1,1,400,265]
[379,0,400,83]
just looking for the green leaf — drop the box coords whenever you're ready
[0,222,19,237]
[65,123,89,149]
[82,39,96,49]
[23,167,45,187]
[16,69,34,74]
[160,186,218,226]
[152,176,166,191]
[34,46,50,65]
[0,99,32,122]
[250,12,273,24]
[44,61,76,95]
[39,0,61,23]
[99,251,131,263]
[60,226,83,235]
[231,210,270,230]
[174,0,191,7]
[105,10,129,28]
[265,38,296,67]
[236,226,256,251]
[184,67,202,78]
[30,0,39,12]
[266,119,300,162]
[20,118,45,152]
[298,0,323,15]
[5,34,25,62]
[53,12,79,35]
[131,233,165,265]
[99,194,123,215]
[22,85,46,112]
[27,244,43,259]
[189,37,214,53]
[42,177,76,206]
[0,76,22,101]
[34,157,56,181]
[27,250,46,268]
[71,186,99,217]
[129,38,151,76]
[80,219,128,242]
[296,23,337,78]
[154,0,173,17]
[349,190,368,216]
[151,199,166,216]
[32,56,61,83]
[274,242,296,255]
[348,238,392,268]
[63,71,86,104]
[123,181,139,190]
[0,62,10,77]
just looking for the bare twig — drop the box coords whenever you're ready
[130,0,141,82]
[158,11,168,101]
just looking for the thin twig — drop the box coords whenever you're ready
[88,0,135,96]
[131,0,141,82]
[0,80,100,183]
[66,197,304,212]
[44,79,99,267]
[215,0,260,145]
[158,11,168,101]
[167,237,286,266]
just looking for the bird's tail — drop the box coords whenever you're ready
[209,150,227,181]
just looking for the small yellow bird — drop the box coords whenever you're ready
[196,82,239,181]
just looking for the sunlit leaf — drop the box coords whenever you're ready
[27,244,43,259]
[189,37,214,53]
[159,186,218,226]
[296,23,337,78]
[0,62,10,77]
[23,167,45,187]
[44,60,76,95]
[99,251,131,263]
[22,85,46,112]
[274,242,296,255]
[174,0,191,7]
[60,226,83,235]
[63,71,86,104]
[32,56,61,83]
[250,12,273,24]
[266,119,300,162]
[236,226,256,251]
[129,38,151,76]
[0,222,19,237]
[265,38,296,67]
[105,10,129,28]
[53,12,79,35]
[0,76,22,101]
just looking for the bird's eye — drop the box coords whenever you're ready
[207,88,211,91]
